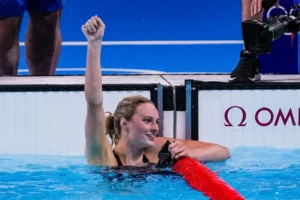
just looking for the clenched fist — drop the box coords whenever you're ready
[81,15,105,43]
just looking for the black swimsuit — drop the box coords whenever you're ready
[109,150,178,177]
[113,150,150,166]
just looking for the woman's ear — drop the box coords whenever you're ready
[120,117,128,129]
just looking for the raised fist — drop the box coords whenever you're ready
[81,15,105,42]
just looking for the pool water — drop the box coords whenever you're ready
[1,147,300,200]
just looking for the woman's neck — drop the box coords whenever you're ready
[114,138,145,166]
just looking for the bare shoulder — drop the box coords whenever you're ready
[85,139,118,166]
[143,137,195,162]
[85,105,118,166]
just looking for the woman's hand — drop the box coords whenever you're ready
[168,141,192,160]
[81,15,105,43]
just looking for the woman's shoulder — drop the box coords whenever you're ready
[144,137,173,163]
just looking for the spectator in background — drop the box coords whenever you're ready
[0,0,64,76]
[229,0,279,83]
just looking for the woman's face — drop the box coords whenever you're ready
[127,103,159,149]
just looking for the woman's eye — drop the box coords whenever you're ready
[143,119,151,123]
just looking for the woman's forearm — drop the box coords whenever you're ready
[189,145,231,162]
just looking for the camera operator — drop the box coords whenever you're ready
[230,0,280,83]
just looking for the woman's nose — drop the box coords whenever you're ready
[151,123,159,133]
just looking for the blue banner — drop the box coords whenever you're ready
[16,0,299,75]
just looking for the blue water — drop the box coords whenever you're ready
[1,147,300,200]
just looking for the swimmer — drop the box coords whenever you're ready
[229,0,279,83]
[0,0,64,76]
[82,15,231,167]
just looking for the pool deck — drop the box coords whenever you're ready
[0,74,300,86]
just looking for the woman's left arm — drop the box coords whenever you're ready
[183,140,231,162]
[146,137,231,163]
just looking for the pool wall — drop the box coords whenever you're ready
[1,76,299,156]
[0,81,186,156]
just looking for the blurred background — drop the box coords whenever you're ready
[17,0,299,75]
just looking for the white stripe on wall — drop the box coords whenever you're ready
[19,40,244,46]
[18,68,166,74]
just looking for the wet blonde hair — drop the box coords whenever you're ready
[105,95,154,145]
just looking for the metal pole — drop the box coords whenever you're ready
[159,75,177,139]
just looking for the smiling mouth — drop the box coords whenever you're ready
[146,134,155,140]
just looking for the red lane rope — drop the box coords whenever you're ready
[172,157,245,200]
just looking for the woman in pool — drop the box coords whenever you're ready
[82,16,231,167]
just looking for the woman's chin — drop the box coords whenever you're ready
[144,140,155,148]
